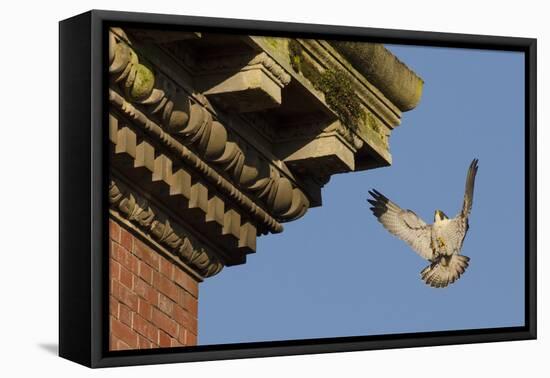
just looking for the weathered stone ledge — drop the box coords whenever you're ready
[330,41,423,112]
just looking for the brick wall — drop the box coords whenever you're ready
[109,217,199,350]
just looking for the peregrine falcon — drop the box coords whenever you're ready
[367,159,479,288]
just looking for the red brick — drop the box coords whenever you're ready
[109,222,204,352]
[138,260,153,284]
[153,272,179,303]
[118,302,132,327]
[132,313,158,342]
[120,227,134,252]
[173,305,197,334]
[152,308,179,338]
[134,239,159,270]
[112,243,139,274]
[159,257,175,279]
[109,240,118,259]
[110,335,132,351]
[180,290,198,318]
[109,296,118,317]
[186,331,197,346]
[111,316,138,348]
[119,265,134,289]
[110,260,121,281]
[109,219,121,243]
[178,327,187,345]
[170,338,184,347]
[114,339,132,350]
[158,330,171,347]
[111,280,138,311]
[137,298,153,321]
[173,268,199,298]
[158,293,174,316]
[134,278,157,305]
[138,335,153,349]
[110,335,119,350]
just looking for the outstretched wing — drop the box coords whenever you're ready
[461,158,479,218]
[368,189,434,261]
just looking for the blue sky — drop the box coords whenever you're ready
[198,43,525,345]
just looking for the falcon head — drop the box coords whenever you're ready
[434,209,449,222]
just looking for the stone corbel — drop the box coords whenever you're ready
[196,52,292,113]
[273,116,367,186]
[276,123,357,175]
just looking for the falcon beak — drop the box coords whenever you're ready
[434,210,448,221]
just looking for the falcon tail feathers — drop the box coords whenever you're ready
[420,255,470,288]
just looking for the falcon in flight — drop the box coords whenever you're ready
[367,159,479,288]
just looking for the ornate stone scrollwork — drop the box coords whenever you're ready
[109,27,310,222]
[109,180,224,277]
[109,28,191,132]
[109,92,284,235]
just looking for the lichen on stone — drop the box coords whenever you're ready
[263,36,285,51]
[365,111,380,133]
[288,39,305,74]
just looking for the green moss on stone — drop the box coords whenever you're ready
[288,39,362,131]
[288,39,303,73]
[129,64,155,101]
[263,36,283,50]
[317,70,362,131]
[288,39,392,150]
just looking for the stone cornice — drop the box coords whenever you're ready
[109,92,287,234]
[249,36,396,164]
[109,28,310,223]
[105,26,423,275]
[109,179,224,278]
[329,41,424,112]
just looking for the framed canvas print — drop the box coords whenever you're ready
[59,10,536,368]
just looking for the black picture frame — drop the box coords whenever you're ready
[59,9,537,368]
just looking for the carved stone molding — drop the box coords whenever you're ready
[109,91,309,228]
[109,106,273,262]
[109,179,224,278]
[109,28,310,223]
[198,51,291,113]
[198,51,291,88]
[109,28,191,132]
